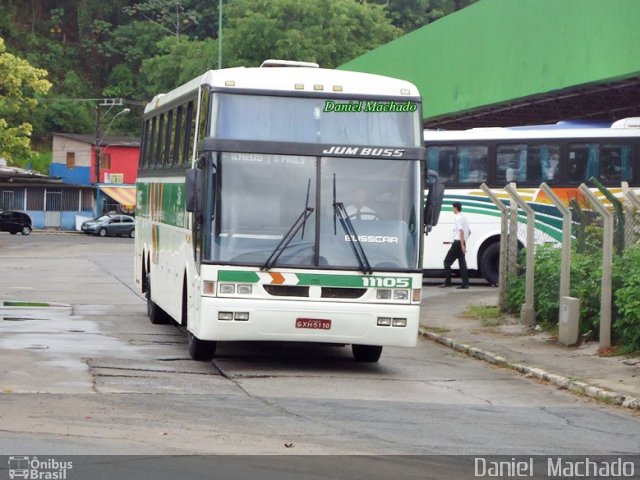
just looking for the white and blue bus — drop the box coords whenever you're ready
[135,60,443,363]
[424,118,640,285]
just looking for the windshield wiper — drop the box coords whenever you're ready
[261,179,314,271]
[332,174,373,274]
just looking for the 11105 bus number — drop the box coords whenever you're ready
[361,277,411,288]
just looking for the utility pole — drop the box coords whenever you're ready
[94,98,124,185]
[218,0,222,69]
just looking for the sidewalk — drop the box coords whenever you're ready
[419,283,640,410]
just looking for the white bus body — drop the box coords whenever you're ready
[424,120,640,284]
[135,63,439,362]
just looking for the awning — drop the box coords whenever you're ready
[100,185,136,208]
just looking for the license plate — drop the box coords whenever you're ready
[295,318,332,330]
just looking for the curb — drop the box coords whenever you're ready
[419,328,640,410]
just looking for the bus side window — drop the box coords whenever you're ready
[530,144,560,184]
[427,146,455,184]
[600,143,632,184]
[568,143,594,183]
[497,145,524,184]
[458,145,487,184]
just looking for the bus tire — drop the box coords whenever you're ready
[352,344,383,362]
[479,242,500,286]
[188,331,217,361]
[146,280,171,325]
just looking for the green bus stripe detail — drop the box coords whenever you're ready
[217,271,413,288]
[218,271,260,283]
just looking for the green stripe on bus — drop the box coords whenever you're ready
[218,271,261,283]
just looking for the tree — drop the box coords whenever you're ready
[0,37,52,163]
[223,0,400,69]
[141,37,218,93]
[123,0,200,41]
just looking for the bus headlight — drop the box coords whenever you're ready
[218,312,234,321]
[219,283,236,294]
[237,284,253,295]
[393,289,409,300]
[377,317,392,326]
[376,289,392,300]
[392,318,407,327]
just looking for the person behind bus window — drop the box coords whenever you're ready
[346,189,379,220]
[545,153,560,181]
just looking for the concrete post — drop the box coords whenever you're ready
[504,184,536,326]
[507,182,519,288]
[579,183,613,350]
[539,183,572,298]
[540,182,580,345]
[480,183,508,309]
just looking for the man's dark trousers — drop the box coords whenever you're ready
[443,240,469,287]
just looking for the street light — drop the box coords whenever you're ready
[95,107,130,184]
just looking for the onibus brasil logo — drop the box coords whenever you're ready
[8,457,73,480]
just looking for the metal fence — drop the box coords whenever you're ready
[491,181,640,349]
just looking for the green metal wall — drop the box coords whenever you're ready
[340,0,640,121]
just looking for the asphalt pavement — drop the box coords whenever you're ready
[419,282,640,410]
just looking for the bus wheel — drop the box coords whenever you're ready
[146,281,171,325]
[352,344,383,362]
[188,332,217,361]
[480,242,500,286]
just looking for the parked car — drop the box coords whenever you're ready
[81,214,135,238]
[0,210,33,235]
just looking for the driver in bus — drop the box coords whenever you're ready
[346,189,378,220]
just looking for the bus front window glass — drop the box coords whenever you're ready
[214,94,421,147]
[458,146,488,184]
[210,153,316,266]
[319,158,420,270]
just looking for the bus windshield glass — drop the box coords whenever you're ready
[212,93,422,147]
[206,153,421,270]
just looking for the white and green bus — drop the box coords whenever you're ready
[424,118,640,285]
[135,60,443,363]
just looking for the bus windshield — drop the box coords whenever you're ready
[212,93,422,147]
[206,152,421,270]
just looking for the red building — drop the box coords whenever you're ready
[51,133,140,214]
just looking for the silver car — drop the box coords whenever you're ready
[81,214,135,238]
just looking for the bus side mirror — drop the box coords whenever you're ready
[185,168,203,214]
[424,169,445,234]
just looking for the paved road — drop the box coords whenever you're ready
[1,234,639,464]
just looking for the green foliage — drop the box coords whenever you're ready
[504,225,640,350]
[223,0,400,69]
[504,245,562,324]
[141,37,218,93]
[11,150,52,175]
[613,243,640,351]
[0,37,52,162]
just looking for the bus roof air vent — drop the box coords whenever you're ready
[260,59,320,68]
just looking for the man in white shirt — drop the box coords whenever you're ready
[346,189,378,220]
[440,201,470,289]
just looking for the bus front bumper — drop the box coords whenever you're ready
[194,298,419,347]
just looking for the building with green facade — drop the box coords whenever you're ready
[340,0,640,128]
